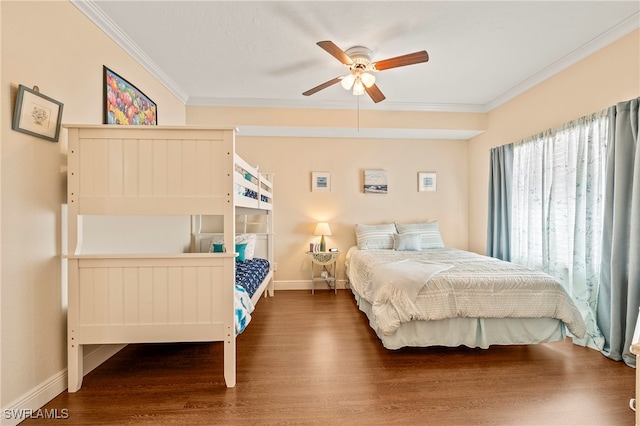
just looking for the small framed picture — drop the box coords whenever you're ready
[418,172,437,192]
[12,85,64,142]
[364,169,388,194]
[103,66,157,125]
[312,171,331,192]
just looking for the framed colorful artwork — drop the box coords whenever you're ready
[103,66,157,125]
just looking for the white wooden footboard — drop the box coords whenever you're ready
[67,254,236,392]
[64,126,267,393]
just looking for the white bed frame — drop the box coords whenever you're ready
[352,291,566,350]
[193,229,274,306]
[64,125,273,392]
[346,247,570,350]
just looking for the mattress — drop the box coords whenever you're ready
[347,247,586,341]
[236,257,270,299]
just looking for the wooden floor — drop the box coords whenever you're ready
[26,290,635,425]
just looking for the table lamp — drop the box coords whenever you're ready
[314,222,332,252]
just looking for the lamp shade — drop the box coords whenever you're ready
[314,222,332,236]
[352,78,365,95]
[360,72,376,88]
[340,74,355,90]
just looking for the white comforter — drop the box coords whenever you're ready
[347,247,586,338]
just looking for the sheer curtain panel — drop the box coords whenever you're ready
[510,111,609,349]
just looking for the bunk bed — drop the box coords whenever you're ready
[64,125,274,392]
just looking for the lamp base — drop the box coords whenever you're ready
[320,235,326,252]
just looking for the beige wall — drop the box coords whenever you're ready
[1,0,638,417]
[1,0,185,411]
[243,135,468,284]
[187,30,640,281]
[187,105,486,132]
[467,29,640,254]
[188,107,472,283]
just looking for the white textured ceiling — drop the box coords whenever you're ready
[73,1,639,138]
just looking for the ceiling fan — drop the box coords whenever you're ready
[302,41,429,103]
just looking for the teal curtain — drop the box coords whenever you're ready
[487,144,513,260]
[597,97,640,366]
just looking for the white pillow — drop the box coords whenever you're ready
[393,233,422,251]
[355,223,396,250]
[235,234,256,260]
[395,221,445,249]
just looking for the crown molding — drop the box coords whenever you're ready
[485,11,640,111]
[73,1,639,114]
[235,126,483,140]
[71,0,189,103]
[187,96,487,113]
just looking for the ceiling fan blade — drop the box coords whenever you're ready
[317,41,353,65]
[372,51,429,71]
[365,84,386,103]
[302,77,343,96]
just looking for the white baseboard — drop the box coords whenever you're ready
[1,344,125,426]
[274,279,349,292]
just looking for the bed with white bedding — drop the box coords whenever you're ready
[346,221,586,350]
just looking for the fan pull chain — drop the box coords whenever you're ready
[357,95,360,132]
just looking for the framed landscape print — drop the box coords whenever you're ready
[364,169,388,194]
[312,171,331,192]
[418,172,437,192]
[12,85,64,142]
[103,66,157,125]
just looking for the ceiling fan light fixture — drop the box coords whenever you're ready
[352,78,365,96]
[304,41,427,104]
[360,72,375,88]
[340,73,356,90]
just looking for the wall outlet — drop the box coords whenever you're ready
[273,262,277,271]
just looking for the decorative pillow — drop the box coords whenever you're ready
[207,234,224,253]
[235,234,256,260]
[235,243,248,262]
[211,243,225,253]
[393,233,422,251]
[355,223,397,250]
[395,221,445,249]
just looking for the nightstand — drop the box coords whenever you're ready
[306,251,340,294]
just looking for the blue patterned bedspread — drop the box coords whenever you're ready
[234,258,270,335]
[236,258,270,299]
[235,285,254,335]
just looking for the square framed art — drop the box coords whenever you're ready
[364,169,388,194]
[311,172,331,192]
[418,172,437,192]
[12,85,64,142]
